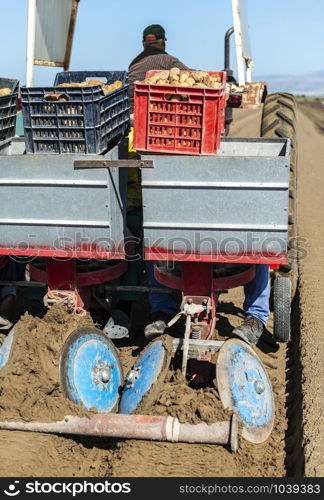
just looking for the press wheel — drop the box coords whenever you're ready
[60,327,123,413]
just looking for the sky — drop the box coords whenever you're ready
[0,0,323,86]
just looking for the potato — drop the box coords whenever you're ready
[210,81,221,89]
[170,67,180,77]
[156,79,170,85]
[179,72,190,83]
[44,93,68,102]
[157,70,170,80]
[193,82,207,88]
[101,81,123,94]
[112,80,122,88]
[0,88,11,96]
[88,79,104,87]
[170,74,180,82]
[183,77,195,86]
[191,72,204,82]
[57,82,80,87]
[203,75,212,87]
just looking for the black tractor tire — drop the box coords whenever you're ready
[273,276,291,342]
[261,92,298,298]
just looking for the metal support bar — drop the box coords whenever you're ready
[0,414,238,451]
[182,315,192,376]
[74,160,154,169]
[0,282,173,293]
[173,338,224,355]
[104,285,173,294]
[224,27,234,74]
[0,280,46,288]
[26,0,36,86]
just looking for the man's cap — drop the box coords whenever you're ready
[143,24,166,41]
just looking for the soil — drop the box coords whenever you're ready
[294,100,324,477]
[137,368,230,424]
[104,290,288,478]
[0,307,94,423]
[297,99,324,133]
[0,101,322,477]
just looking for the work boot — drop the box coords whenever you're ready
[0,313,13,331]
[144,311,170,341]
[232,316,264,345]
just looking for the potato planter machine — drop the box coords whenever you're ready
[0,137,291,450]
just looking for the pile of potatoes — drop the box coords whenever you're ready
[0,88,11,96]
[44,79,123,101]
[141,68,223,89]
[56,79,123,95]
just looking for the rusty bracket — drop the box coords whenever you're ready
[241,81,267,109]
[74,160,154,169]
[173,338,224,359]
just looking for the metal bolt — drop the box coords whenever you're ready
[125,367,141,387]
[100,368,111,384]
[254,380,265,395]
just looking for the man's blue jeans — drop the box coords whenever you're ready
[0,258,26,299]
[146,261,178,317]
[243,264,270,326]
[146,262,270,326]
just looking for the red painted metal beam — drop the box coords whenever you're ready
[145,248,287,264]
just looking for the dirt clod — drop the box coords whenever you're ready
[137,369,230,424]
[0,307,93,422]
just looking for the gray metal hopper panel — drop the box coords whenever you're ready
[142,138,290,259]
[0,142,126,257]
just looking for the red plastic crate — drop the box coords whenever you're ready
[133,70,226,155]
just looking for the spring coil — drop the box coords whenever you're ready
[191,327,201,340]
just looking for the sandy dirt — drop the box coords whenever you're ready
[0,100,323,477]
[294,100,324,476]
[0,308,93,423]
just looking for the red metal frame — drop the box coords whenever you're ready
[154,261,257,383]
[154,262,256,292]
[30,259,127,287]
[0,245,125,260]
[45,259,85,311]
[182,262,213,296]
[145,248,286,265]
[29,258,128,313]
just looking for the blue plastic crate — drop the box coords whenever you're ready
[21,71,130,154]
[0,78,19,148]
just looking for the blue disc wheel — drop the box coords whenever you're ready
[119,339,168,414]
[60,327,123,413]
[0,327,16,370]
[216,338,274,444]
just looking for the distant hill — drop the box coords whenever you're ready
[254,70,324,96]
